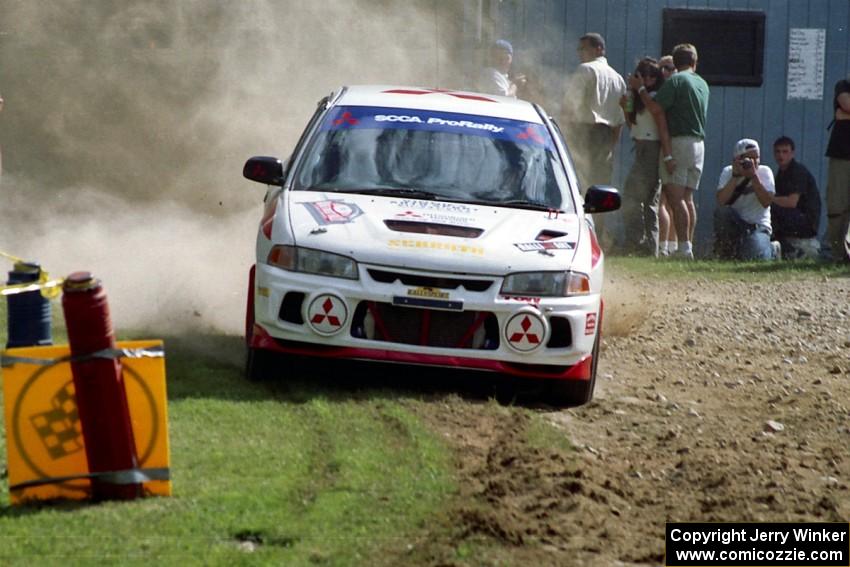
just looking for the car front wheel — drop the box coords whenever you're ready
[245,346,275,382]
[545,332,600,407]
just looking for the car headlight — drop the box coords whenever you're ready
[500,271,590,296]
[267,245,359,280]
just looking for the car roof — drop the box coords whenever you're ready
[334,85,545,123]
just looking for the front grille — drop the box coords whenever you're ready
[367,269,493,292]
[350,301,499,349]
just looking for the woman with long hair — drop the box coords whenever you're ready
[620,57,665,256]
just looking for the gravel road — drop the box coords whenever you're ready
[410,270,850,566]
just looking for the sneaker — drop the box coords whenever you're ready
[672,248,694,260]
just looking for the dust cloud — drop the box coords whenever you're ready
[0,0,468,334]
[601,275,660,339]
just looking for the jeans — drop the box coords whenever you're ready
[714,206,775,260]
[621,140,661,255]
[770,205,816,239]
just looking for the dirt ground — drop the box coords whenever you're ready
[409,271,850,566]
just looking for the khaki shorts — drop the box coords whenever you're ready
[660,136,704,189]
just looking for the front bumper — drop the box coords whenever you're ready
[249,262,601,381]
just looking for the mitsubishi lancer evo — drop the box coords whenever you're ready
[243,85,620,406]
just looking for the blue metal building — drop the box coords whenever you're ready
[466,0,848,252]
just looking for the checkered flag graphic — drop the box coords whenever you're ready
[29,381,84,460]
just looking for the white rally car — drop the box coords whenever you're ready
[243,85,620,406]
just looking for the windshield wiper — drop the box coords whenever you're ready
[500,199,552,209]
[469,198,556,211]
[341,188,446,200]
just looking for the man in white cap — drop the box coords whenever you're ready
[477,39,525,98]
[714,138,776,260]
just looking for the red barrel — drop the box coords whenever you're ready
[62,272,140,500]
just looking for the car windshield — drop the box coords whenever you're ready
[293,105,573,211]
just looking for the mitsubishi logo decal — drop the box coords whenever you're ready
[517,126,544,144]
[307,295,348,335]
[311,298,341,327]
[504,312,545,353]
[333,111,359,126]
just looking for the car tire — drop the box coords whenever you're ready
[545,332,600,407]
[245,346,275,382]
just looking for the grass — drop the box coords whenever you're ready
[525,414,574,453]
[606,255,850,281]
[0,301,455,565]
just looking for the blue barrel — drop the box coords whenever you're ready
[6,261,52,348]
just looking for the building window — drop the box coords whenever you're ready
[662,8,765,87]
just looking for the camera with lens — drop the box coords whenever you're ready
[740,158,753,170]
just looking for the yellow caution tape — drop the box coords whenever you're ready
[0,249,63,299]
[0,250,24,264]
[0,277,64,299]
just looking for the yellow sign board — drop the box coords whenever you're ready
[2,340,171,504]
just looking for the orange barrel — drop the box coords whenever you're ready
[61,272,140,500]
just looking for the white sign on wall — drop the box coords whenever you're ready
[787,28,826,100]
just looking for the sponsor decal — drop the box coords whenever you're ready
[500,295,542,306]
[388,239,484,256]
[322,106,553,149]
[391,199,478,214]
[514,241,576,252]
[303,200,363,225]
[407,287,449,300]
[585,312,597,335]
[504,313,545,352]
[376,114,505,133]
[394,210,476,226]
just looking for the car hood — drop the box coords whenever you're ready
[286,191,582,274]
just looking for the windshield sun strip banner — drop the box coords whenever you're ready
[322,106,554,150]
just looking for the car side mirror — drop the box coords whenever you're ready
[583,185,621,214]
[243,156,284,186]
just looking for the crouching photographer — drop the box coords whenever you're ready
[714,138,777,260]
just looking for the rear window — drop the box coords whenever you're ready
[294,105,573,211]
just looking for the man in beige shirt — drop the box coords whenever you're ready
[562,32,626,190]
[562,33,626,248]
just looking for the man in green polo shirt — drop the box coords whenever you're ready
[631,43,709,259]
